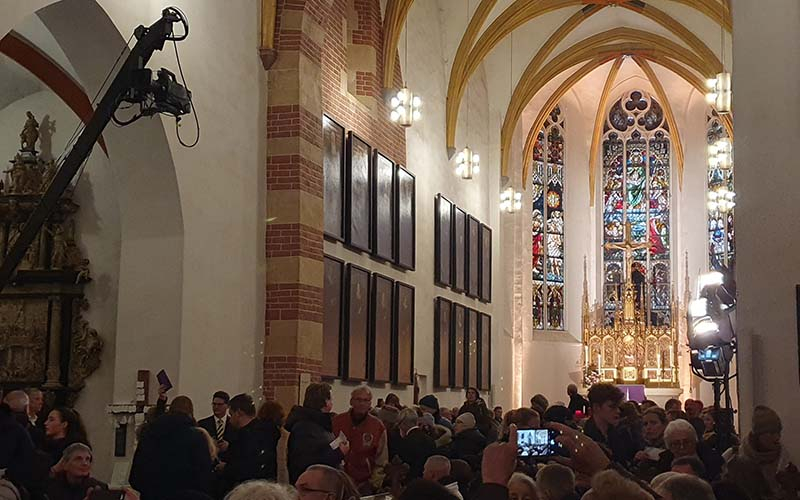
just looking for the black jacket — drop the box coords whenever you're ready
[568,394,589,415]
[45,475,107,500]
[583,418,639,467]
[450,428,487,463]
[656,443,724,481]
[129,413,213,500]
[285,406,344,484]
[391,428,436,480]
[0,405,35,490]
[222,418,280,487]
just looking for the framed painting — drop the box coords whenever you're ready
[322,115,345,241]
[453,206,467,292]
[370,273,394,383]
[393,281,415,385]
[466,215,480,298]
[346,132,372,252]
[372,150,394,261]
[466,308,479,387]
[434,297,452,388]
[344,264,370,381]
[452,303,466,388]
[479,312,491,391]
[434,194,453,287]
[394,165,415,270]
[479,224,492,303]
[322,255,344,378]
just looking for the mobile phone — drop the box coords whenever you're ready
[156,369,172,391]
[90,489,126,500]
[516,428,560,458]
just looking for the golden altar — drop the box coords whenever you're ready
[582,222,679,388]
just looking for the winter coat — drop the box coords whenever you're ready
[0,405,35,491]
[45,475,107,500]
[222,418,280,488]
[128,413,213,500]
[285,406,344,484]
[449,428,487,463]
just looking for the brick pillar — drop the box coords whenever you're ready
[264,0,326,407]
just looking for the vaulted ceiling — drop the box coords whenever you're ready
[384,0,732,189]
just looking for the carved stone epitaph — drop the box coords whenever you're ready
[0,113,101,406]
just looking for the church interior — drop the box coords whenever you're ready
[1,0,798,494]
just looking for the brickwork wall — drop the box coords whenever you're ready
[264,0,406,404]
[323,0,406,164]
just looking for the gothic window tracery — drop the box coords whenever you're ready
[532,106,565,330]
[602,91,672,327]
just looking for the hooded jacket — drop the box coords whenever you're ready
[128,413,212,500]
[285,406,344,484]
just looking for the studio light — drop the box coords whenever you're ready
[455,146,480,179]
[390,86,422,127]
[689,298,709,318]
[500,187,522,213]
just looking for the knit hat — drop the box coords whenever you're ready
[419,394,439,412]
[752,405,782,435]
[455,412,476,429]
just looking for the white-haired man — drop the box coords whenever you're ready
[332,386,387,493]
[658,419,723,481]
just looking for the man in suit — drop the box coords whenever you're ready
[198,391,237,460]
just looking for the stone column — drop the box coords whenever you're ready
[263,0,326,407]
[43,297,63,388]
[733,0,800,457]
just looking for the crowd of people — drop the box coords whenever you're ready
[1,382,798,500]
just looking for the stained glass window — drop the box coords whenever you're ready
[532,106,565,330]
[706,114,734,271]
[602,91,671,327]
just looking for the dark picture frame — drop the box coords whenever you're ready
[344,264,370,381]
[372,150,394,261]
[479,313,491,391]
[393,282,415,385]
[322,115,345,241]
[466,215,480,298]
[322,255,344,378]
[346,132,372,252]
[394,165,416,270]
[479,224,492,303]
[453,206,467,292]
[466,308,479,387]
[434,297,452,388]
[435,195,453,287]
[452,303,466,388]
[370,273,394,383]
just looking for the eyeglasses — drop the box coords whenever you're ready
[670,438,695,449]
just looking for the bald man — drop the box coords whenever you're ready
[332,386,388,492]
[424,455,463,499]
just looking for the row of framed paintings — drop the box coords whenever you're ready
[434,194,492,302]
[323,115,415,270]
[323,255,415,385]
[433,297,491,391]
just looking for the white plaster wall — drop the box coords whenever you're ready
[0,90,120,479]
[733,0,800,457]
[325,0,509,413]
[2,0,266,481]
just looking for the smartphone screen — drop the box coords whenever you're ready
[517,428,559,458]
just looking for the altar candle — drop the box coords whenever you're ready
[597,354,602,369]
[657,353,662,372]
[584,346,589,367]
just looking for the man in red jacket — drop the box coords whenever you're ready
[332,386,387,493]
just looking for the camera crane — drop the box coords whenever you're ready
[0,7,193,292]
